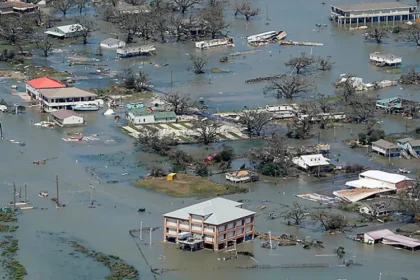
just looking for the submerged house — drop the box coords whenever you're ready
[292,154,331,172]
[247,31,287,45]
[0,1,38,15]
[357,229,420,251]
[163,197,256,251]
[225,170,259,183]
[39,87,97,112]
[126,109,176,124]
[331,2,418,26]
[116,45,156,58]
[100,38,126,49]
[376,97,403,112]
[195,38,235,49]
[397,138,420,158]
[371,139,400,157]
[45,24,84,39]
[51,110,84,127]
[369,52,402,67]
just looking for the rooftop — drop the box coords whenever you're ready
[360,170,412,184]
[398,138,420,147]
[372,139,399,150]
[332,2,414,12]
[101,38,123,45]
[51,110,78,120]
[292,154,330,168]
[117,45,156,53]
[27,77,66,89]
[370,52,402,60]
[164,197,255,225]
[333,188,393,203]
[364,229,394,240]
[345,179,393,189]
[364,229,420,249]
[39,87,97,99]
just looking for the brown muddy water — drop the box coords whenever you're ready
[1,0,420,279]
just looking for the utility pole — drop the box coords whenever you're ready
[24,184,27,202]
[19,187,21,201]
[56,175,60,207]
[140,221,143,241]
[268,231,272,249]
[0,121,3,139]
[170,70,173,85]
[13,182,16,212]
[149,228,152,246]
[317,132,320,144]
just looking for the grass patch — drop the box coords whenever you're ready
[0,213,17,223]
[154,124,165,129]
[166,123,181,130]
[178,122,191,129]
[228,132,242,139]
[218,133,230,140]
[133,173,247,197]
[0,224,9,232]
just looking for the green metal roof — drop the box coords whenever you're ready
[376,97,400,104]
[154,111,176,119]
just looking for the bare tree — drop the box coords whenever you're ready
[119,13,151,43]
[364,27,389,43]
[0,17,32,45]
[286,115,314,139]
[190,53,209,74]
[398,173,420,221]
[75,0,88,14]
[100,5,116,22]
[400,67,420,85]
[264,74,314,99]
[316,93,334,113]
[232,0,259,21]
[317,56,334,71]
[198,6,229,38]
[248,134,296,177]
[136,126,177,155]
[335,75,356,103]
[173,0,201,14]
[346,95,376,123]
[397,24,420,47]
[239,109,272,137]
[284,201,308,225]
[52,0,76,16]
[126,0,146,5]
[151,5,171,42]
[164,92,192,115]
[123,68,151,92]
[75,15,97,44]
[311,210,347,231]
[285,53,316,75]
[35,34,54,57]
[190,119,221,145]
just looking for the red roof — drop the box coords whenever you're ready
[27,77,66,89]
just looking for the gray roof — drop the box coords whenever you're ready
[39,88,97,99]
[397,137,413,143]
[164,197,255,225]
[332,2,413,12]
[101,38,123,45]
[370,52,402,60]
[130,109,176,119]
[372,139,399,149]
[51,109,78,120]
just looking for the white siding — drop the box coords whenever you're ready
[191,223,201,231]
[63,116,84,125]
[167,229,176,235]
[204,235,214,242]
[191,215,202,222]
[179,221,189,228]
[204,225,214,232]
[166,219,177,227]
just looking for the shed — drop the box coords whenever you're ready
[100,38,126,49]
[167,173,177,181]
[51,110,84,127]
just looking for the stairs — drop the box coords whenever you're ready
[400,149,411,159]
[407,144,419,158]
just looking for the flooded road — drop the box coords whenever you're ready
[1,0,420,279]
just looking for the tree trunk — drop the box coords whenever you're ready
[83,37,87,44]
[234,10,239,16]
[246,15,250,21]
[181,6,186,14]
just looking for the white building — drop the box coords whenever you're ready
[163,197,256,251]
[51,110,84,127]
[195,37,234,49]
[369,52,402,67]
[45,24,84,39]
[348,170,414,190]
[39,87,97,112]
[265,104,296,112]
[100,38,126,49]
[292,154,330,170]
[126,109,176,124]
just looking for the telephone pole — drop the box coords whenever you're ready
[13,182,16,212]
[56,175,60,207]
[24,184,27,202]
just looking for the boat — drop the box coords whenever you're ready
[398,168,411,174]
[138,208,146,212]
[103,109,115,116]
[73,103,100,111]
[195,37,235,49]
[19,206,34,210]
[8,201,30,206]
[369,52,402,67]
[39,191,49,197]
[247,31,287,46]
[280,40,324,47]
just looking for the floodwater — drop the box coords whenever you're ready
[1,0,420,279]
